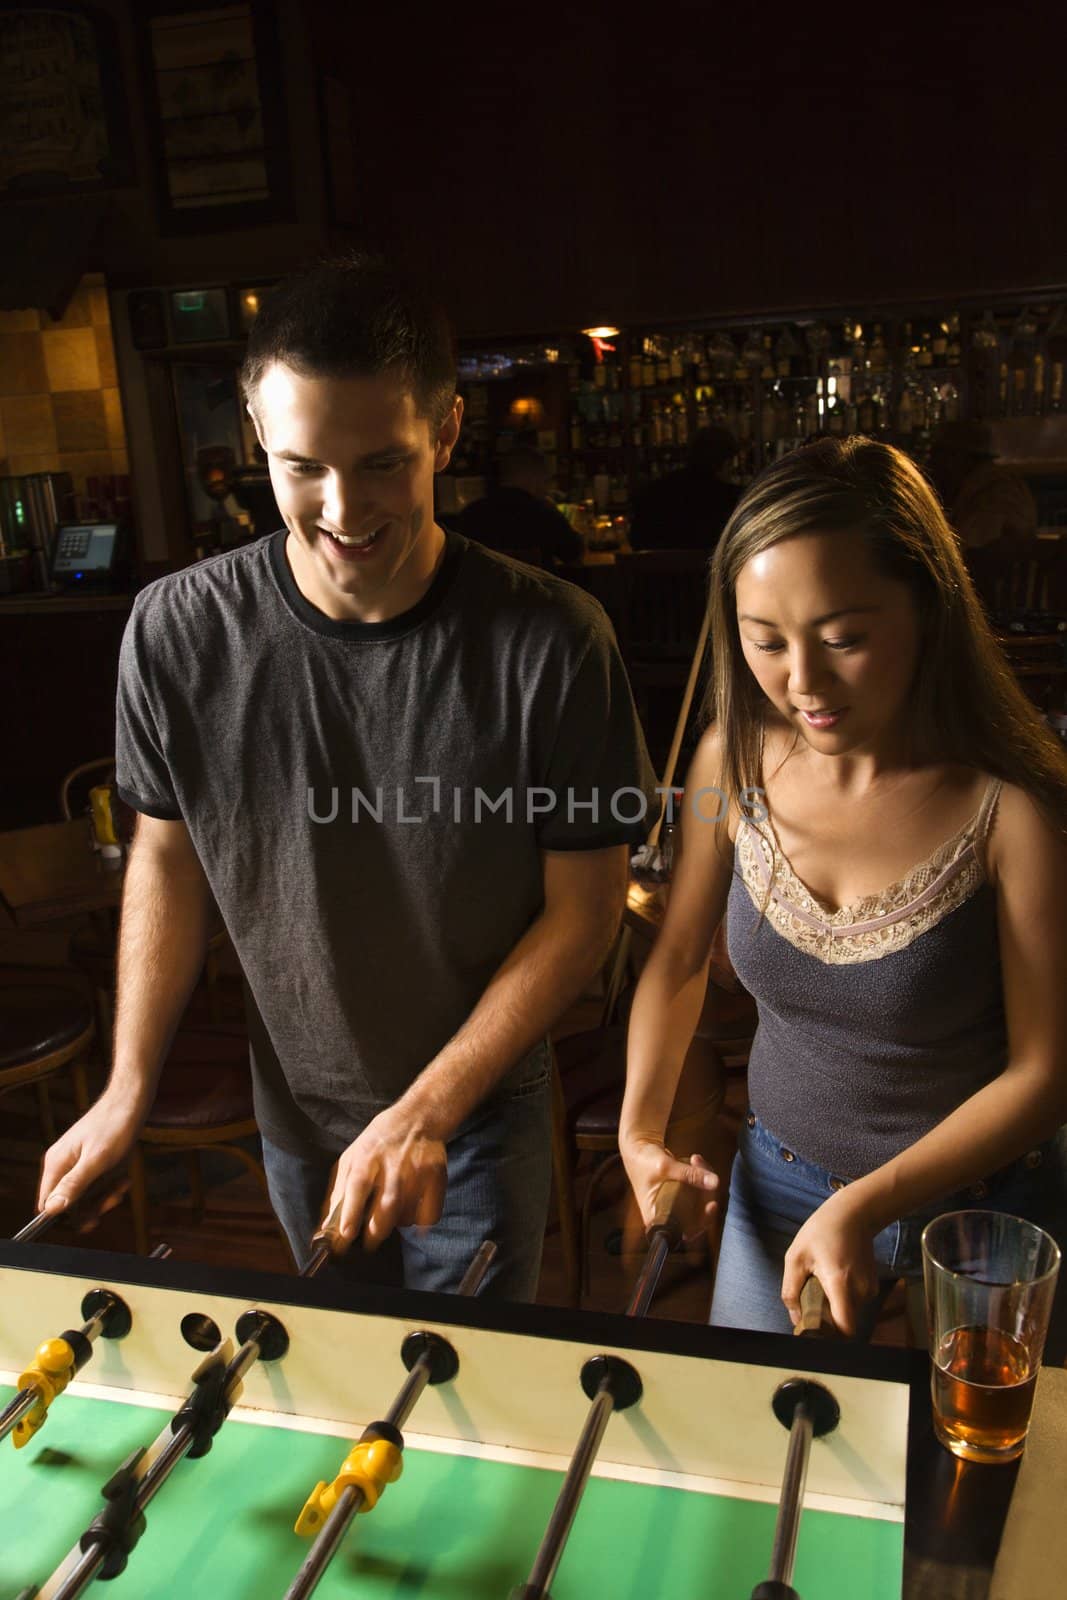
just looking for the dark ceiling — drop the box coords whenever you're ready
[302,2,1065,336]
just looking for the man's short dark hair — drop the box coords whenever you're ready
[241,252,457,427]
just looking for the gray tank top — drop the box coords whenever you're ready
[726,779,1006,1176]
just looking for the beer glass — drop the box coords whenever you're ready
[922,1210,1060,1463]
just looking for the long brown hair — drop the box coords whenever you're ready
[703,436,1067,829]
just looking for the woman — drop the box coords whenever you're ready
[620,436,1067,1346]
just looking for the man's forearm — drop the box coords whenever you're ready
[107,835,214,1114]
[399,903,620,1141]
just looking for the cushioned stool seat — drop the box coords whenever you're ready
[0,969,94,1147]
[145,1027,254,1130]
[0,986,94,1072]
[128,1024,288,1262]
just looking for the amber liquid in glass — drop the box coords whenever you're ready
[931,1325,1037,1462]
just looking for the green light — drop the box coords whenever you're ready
[14,499,24,524]
[175,292,206,313]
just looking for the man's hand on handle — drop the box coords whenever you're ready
[36,1094,145,1216]
[319,1103,448,1251]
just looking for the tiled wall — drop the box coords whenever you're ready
[0,272,128,493]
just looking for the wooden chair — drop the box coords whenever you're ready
[0,966,92,1147]
[128,1022,292,1264]
[58,758,231,1040]
[613,550,711,760]
[59,757,116,823]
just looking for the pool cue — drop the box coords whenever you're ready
[625,1178,683,1318]
[605,607,710,1022]
[508,1353,643,1600]
[748,1376,841,1600]
[282,1239,497,1600]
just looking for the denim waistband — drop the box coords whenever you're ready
[743,1108,1059,1197]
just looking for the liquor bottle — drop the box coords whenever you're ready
[940,379,960,422]
[946,313,961,366]
[760,334,776,382]
[737,394,754,442]
[593,355,607,389]
[697,338,712,385]
[669,340,685,381]
[900,323,918,374]
[742,326,764,372]
[570,413,584,451]
[775,324,801,378]
[857,389,875,433]
[869,324,888,371]
[896,387,915,435]
[695,398,711,430]
[803,389,820,435]
[674,400,689,447]
[656,340,670,385]
[850,321,867,377]
[710,330,736,381]
[642,339,656,388]
[932,321,948,364]
[917,327,933,368]
[629,343,644,389]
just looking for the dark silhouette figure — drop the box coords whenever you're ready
[630,427,741,552]
[457,448,583,568]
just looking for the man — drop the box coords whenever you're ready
[629,427,741,552]
[457,447,583,568]
[928,420,1038,557]
[38,255,657,1300]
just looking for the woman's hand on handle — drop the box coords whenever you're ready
[621,1136,719,1241]
[780,1189,878,1336]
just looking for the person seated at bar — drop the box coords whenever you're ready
[620,436,1067,1351]
[457,446,583,568]
[928,419,1038,559]
[629,426,741,552]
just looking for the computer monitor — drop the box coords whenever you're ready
[51,523,121,586]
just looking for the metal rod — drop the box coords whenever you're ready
[12,1211,57,1244]
[0,1387,39,1444]
[768,1401,813,1585]
[523,1382,616,1597]
[456,1238,497,1295]
[1,1311,108,1447]
[282,1240,495,1600]
[626,1228,673,1319]
[39,1337,254,1600]
[282,1484,363,1600]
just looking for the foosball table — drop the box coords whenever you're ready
[0,1237,1039,1599]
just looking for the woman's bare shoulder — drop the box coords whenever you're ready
[986,778,1067,887]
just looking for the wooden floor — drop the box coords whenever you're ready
[0,920,912,1341]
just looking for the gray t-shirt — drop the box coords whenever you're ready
[116,529,657,1156]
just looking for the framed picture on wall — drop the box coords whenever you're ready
[136,0,293,234]
[0,1,133,195]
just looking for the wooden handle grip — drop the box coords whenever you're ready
[794,1275,828,1337]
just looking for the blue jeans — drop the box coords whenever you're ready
[262,1042,552,1301]
[710,1110,1067,1358]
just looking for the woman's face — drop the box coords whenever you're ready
[734,531,922,757]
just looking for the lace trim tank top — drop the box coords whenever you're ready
[725,779,1006,1177]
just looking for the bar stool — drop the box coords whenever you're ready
[128,1022,291,1264]
[0,967,93,1146]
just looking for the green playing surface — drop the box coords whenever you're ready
[0,1386,903,1598]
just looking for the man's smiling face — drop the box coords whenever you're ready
[250,362,461,623]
